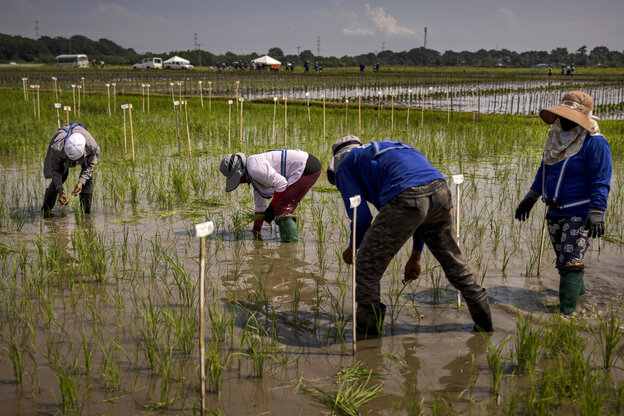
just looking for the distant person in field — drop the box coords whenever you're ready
[304,61,310,72]
[515,91,611,315]
[42,123,100,216]
[327,136,493,337]
[360,63,365,73]
[219,150,322,242]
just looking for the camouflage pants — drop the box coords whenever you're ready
[547,216,590,267]
[356,180,486,305]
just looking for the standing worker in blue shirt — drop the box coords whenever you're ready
[327,136,493,337]
[515,91,611,315]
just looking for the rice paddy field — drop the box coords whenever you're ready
[1,66,624,415]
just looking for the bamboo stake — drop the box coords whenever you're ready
[235,80,240,111]
[121,104,128,156]
[81,76,85,99]
[446,89,450,124]
[54,103,61,128]
[272,97,278,144]
[453,174,465,309]
[22,77,28,100]
[194,220,214,416]
[406,89,411,127]
[64,105,71,125]
[128,104,135,163]
[391,91,394,132]
[349,195,361,355]
[306,92,311,142]
[112,83,117,113]
[536,205,548,277]
[199,81,203,107]
[421,88,425,129]
[71,84,76,114]
[52,76,58,100]
[178,82,182,103]
[141,84,145,113]
[36,85,40,119]
[227,100,232,149]
[30,86,36,117]
[77,85,81,118]
[106,84,111,116]
[170,82,175,109]
[344,99,349,134]
[184,100,192,160]
[284,95,288,148]
[146,84,150,113]
[239,97,244,148]
[208,81,212,111]
[174,101,181,153]
[472,88,476,123]
[322,93,326,143]
[355,91,360,137]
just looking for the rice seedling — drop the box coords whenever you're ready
[513,313,543,373]
[595,307,624,369]
[485,334,510,401]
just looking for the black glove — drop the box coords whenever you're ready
[515,190,539,221]
[585,210,605,238]
[263,205,275,223]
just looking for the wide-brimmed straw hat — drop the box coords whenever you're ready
[219,152,247,192]
[539,91,594,132]
[327,135,361,185]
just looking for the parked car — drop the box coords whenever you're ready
[164,61,194,70]
[133,57,163,69]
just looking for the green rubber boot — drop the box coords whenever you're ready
[276,215,298,243]
[558,265,584,315]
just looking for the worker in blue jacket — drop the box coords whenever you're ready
[327,136,493,337]
[515,91,612,315]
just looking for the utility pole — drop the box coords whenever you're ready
[193,33,201,66]
[34,21,40,39]
[296,46,301,55]
[424,26,427,48]
[317,36,320,57]
[381,42,385,52]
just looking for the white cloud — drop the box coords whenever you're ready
[364,4,417,38]
[342,27,375,36]
[498,7,530,38]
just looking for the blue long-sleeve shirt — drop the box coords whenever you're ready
[530,133,611,217]
[335,141,446,250]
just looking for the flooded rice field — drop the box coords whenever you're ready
[1,73,624,414]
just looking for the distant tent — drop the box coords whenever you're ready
[251,55,281,68]
[164,56,190,64]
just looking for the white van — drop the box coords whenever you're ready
[133,57,163,69]
[54,54,89,68]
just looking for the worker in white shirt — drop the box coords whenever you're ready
[219,149,322,242]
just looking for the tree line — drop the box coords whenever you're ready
[1,33,623,68]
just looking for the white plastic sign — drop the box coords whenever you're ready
[121,104,129,109]
[54,103,61,108]
[195,221,214,238]
[349,195,361,208]
[63,106,71,111]
[173,101,180,106]
[452,174,465,184]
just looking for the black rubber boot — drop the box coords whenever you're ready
[466,289,494,333]
[42,184,58,217]
[558,264,584,315]
[356,303,386,338]
[80,193,93,215]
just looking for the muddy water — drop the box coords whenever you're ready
[0,156,623,415]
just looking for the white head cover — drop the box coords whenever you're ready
[64,133,86,160]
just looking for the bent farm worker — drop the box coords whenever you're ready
[42,123,101,216]
[219,149,322,242]
[327,136,493,337]
[515,91,612,315]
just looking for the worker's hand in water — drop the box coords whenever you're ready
[252,229,263,241]
[404,251,422,282]
[515,191,539,221]
[263,205,275,223]
[57,190,67,205]
[342,247,354,265]
[585,210,605,238]
[73,182,83,195]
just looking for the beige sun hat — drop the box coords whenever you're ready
[539,91,594,132]
[326,135,361,185]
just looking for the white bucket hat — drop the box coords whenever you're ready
[326,135,361,185]
[219,153,247,192]
[64,133,86,161]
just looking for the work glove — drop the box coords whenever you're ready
[585,210,605,238]
[252,212,264,240]
[515,190,540,221]
[73,182,83,195]
[263,205,275,223]
[57,190,67,205]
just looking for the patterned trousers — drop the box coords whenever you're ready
[547,216,590,267]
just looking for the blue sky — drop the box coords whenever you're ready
[2,0,623,56]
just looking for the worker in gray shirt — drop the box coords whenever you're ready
[42,123,100,216]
